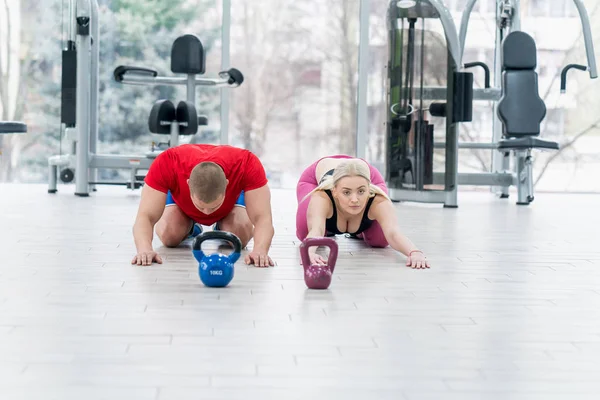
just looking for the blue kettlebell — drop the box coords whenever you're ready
[192,231,242,287]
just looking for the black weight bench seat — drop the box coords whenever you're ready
[498,136,559,151]
[497,31,559,151]
[0,122,27,134]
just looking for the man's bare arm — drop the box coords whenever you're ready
[243,184,275,266]
[132,185,167,264]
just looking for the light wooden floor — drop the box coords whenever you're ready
[1,183,600,400]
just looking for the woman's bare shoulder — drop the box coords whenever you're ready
[311,190,330,201]
[308,190,333,218]
[368,193,393,218]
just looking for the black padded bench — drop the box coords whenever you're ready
[496,31,559,205]
[0,122,27,134]
[497,31,558,151]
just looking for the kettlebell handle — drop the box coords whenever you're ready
[299,237,338,270]
[192,230,243,264]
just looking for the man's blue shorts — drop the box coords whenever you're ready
[166,190,246,208]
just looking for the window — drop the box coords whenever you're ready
[564,1,579,18]
[449,0,479,13]
[543,108,564,138]
[529,0,547,17]
[529,0,575,18]
[229,0,358,183]
[549,0,567,18]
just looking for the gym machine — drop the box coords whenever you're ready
[384,0,598,207]
[0,122,27,136]
[47,0,244,196]
[112,35,243,157]
[0,122,27,161]
[385,0,467,207]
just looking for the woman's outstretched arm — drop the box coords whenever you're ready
[370,198,431,269]
[303,192,332,265]
[305,192,330,238]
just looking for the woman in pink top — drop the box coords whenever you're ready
[295,154,430,269]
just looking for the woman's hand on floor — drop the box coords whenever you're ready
[300,253,328,266]
[310,253,328,266]
[406,251,430,269]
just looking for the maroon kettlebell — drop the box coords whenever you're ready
[299,237,338,290]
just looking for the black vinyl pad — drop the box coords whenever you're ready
[148,100,176,134]
[0,122,27,134]
[176,101,198,135]
[497,31,546,137]
[171,35,205,75]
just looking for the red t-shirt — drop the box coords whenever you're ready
[144,144,268,225]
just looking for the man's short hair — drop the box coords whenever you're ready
[189,162,227,202]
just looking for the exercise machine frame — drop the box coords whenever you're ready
[384,0,464,207]
[459,0,597,201]
[47,0,242,196]
[382,0,597,207]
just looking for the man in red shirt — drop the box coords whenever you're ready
[131,144,275,267]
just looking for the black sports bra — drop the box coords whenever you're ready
[323,189,375,236]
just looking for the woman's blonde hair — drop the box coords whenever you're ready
[304,159,390,202]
